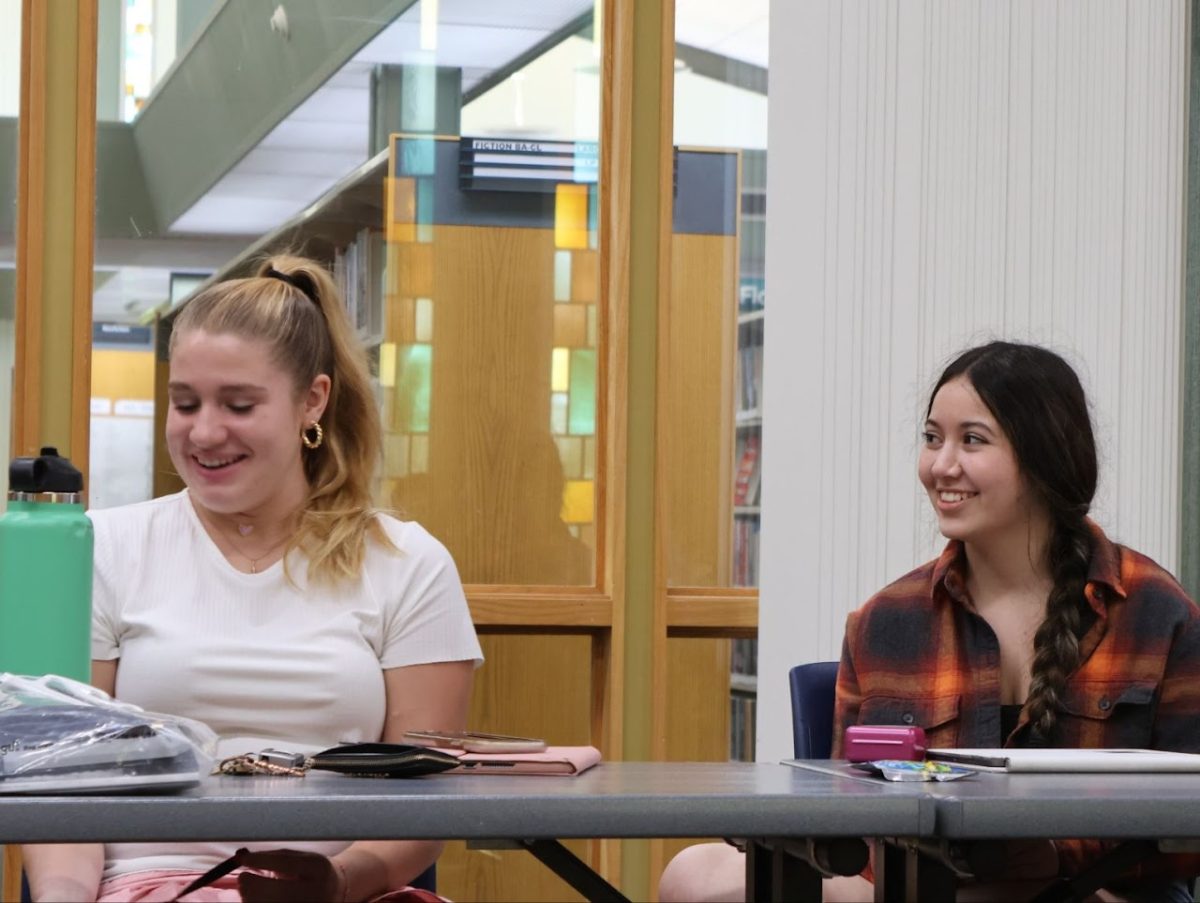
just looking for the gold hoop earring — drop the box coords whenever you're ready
[302,421,324,450]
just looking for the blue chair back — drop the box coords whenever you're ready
[788,661,839,759]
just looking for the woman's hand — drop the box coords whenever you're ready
[236,849,347,902]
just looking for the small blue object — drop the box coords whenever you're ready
[854,759,975,782]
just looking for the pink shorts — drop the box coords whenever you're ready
[97,869,448,903]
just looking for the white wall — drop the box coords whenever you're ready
[0,0,21,117]
[759,0,1189,761]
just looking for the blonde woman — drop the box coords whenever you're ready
[25,256,482,902]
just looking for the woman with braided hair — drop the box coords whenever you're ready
[661,341,1200,902]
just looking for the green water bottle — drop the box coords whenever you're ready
[0,447,92,682]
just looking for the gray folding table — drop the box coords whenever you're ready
[787,759,1200,902]
[0,761,933,902]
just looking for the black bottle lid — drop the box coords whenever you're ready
[9,447,84,493]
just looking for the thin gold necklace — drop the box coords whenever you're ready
[198,509,293,573]
[222,530,291,573]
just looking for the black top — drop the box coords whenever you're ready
[1000,704,1023,745]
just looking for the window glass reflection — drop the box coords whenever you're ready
[89,1,602,586]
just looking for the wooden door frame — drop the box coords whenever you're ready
[4,4,98,897]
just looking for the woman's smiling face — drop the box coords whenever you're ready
[166,330,319,518]
[918,375,1037,547]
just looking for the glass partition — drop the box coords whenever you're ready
[665,0,768,768]
[0,0,20,508]
[667,0,768,590]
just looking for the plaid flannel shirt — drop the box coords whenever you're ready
[833,520,1200,880]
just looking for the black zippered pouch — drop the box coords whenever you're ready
[309,742,460,778]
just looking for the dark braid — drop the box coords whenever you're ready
[930,342,1098,744]
[1024,517,1092,742]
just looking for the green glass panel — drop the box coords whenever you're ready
[399,137,437,176]
[397,343,432,433]
[567,348,596,436]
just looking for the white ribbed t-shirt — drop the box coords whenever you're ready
[89,490,482,880]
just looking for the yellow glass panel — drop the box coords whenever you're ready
[378,342,397,388]
[553,304,587,348]
[561,479,594,524]
[554,183,589,249]
[415,297,434,342]
[550,347,570,392]
[586,303,597,348]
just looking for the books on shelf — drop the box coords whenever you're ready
[733,435,761,507]
[732,516,760,586]
[332,227,385,348]
[729,691,757,761]
[731,639,758,679]
[737,343,764,414]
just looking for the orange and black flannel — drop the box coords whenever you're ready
[833,519,1200,881]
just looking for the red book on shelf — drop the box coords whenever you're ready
[733,436,761,506]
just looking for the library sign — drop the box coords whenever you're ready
[459,137,598,193]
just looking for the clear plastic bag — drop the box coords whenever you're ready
[0,672,217,794]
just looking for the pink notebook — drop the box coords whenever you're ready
[449,745,602,776]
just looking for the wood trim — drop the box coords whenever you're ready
[666,593,758,634]
[601,0,633,764]
[4,4,40,894]
[649,0,676,760]
[597,0,630,887]
[70,0,98,485]
[12,0,45,457]
[666,586,758,599]
[7,3,98,896]
[13,0,96,465]
[466,595,612,627]
[1,845,19,903]
[646,0,676,895]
